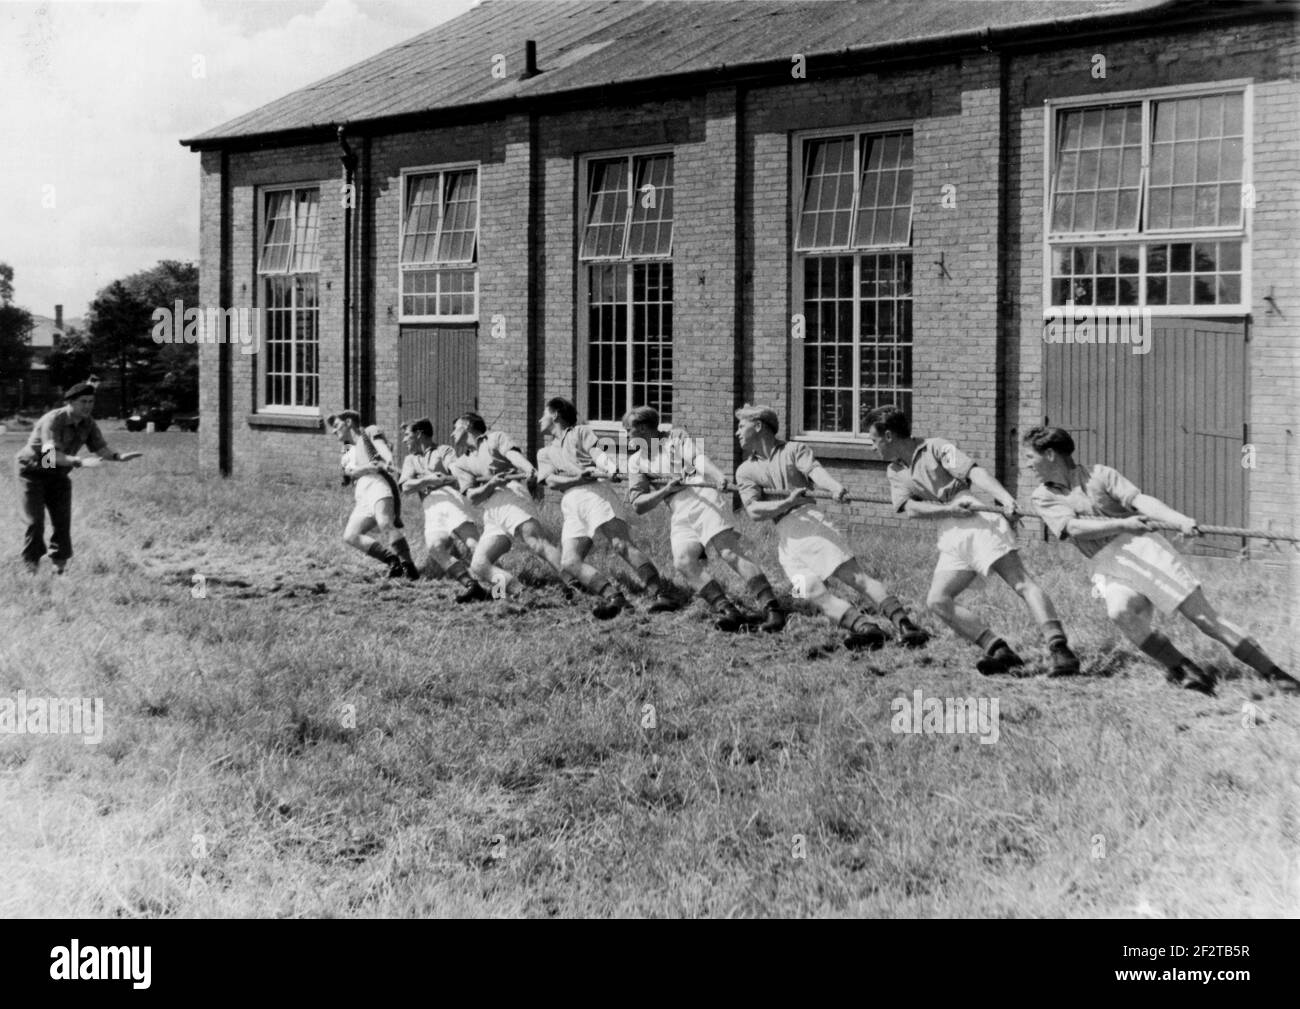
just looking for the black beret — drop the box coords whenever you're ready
[63,382,97,401]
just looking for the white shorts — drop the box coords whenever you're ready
[480,483,541,541]
[934,512,1018,577]
[775,506,855,584]
[421,488,479,546]
[349,474,393,522]
[1091,531,1200,615]
[560,482,624,541]
[667,486,734,552]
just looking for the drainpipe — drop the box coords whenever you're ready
[338,125,357,412]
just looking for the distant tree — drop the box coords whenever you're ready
[86,281,154,416]
[0,263,35,406]
[84,260,199,416]
[46,325,93,390]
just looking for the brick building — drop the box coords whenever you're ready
[182,0,1299,551]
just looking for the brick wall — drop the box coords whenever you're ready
[1007,17,1299,535]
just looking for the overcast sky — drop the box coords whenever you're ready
[0,0,479,322]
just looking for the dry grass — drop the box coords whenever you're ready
[1,430,1297,918]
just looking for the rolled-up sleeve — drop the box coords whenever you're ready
[1097,465,1142,508]
[1032,487,1076,540]
[886,466,911,513]
[933,439,976,480]
[85,420,107,454]
[37,412,61,453]
[735,462,763,508]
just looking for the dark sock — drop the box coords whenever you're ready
[838,607,877,634]
[877,594,907,624]
[975,628,1000,653]
[699,580,728,608]
[392,537,413,561]
[365,542,396,565]
[445,559,477,587]
[1232,637,1285,679]
[636,562,662,594]
[1138,631,1189,671]
[747,575,777,610]
[1042,619,1067,649]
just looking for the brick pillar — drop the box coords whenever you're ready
[478,114,535,448]
[673,86,740,465]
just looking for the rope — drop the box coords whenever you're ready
[507,471,1300,546]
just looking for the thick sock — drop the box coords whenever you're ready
[1042,619,1067,649]
[975,628,1001,654]
[747,575,778,610]
[877,594,907,624]
[838,607,876,634]
[392,537,414,563]
[1232,637,1286,679]
[699,580,728,609]
[445,558,477,588]
[1138,631,1189,671]
[365,542,396,565]
[636,562,662,594]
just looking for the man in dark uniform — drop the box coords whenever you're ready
[16,381,140,574]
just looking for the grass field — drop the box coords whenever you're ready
[1,429,1298,918]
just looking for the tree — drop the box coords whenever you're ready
[84,260,199,416]
[0,263,35,408]
[46,325,93,390]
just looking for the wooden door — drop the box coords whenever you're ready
[399,325,478,450]
[1043,316,1247,556]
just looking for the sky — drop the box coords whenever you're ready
[0,0,479,323]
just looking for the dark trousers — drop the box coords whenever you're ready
[19,468,74,564]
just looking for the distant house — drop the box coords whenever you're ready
[182,0,1299,551]
[1,304,64,410]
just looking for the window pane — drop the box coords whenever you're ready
[798,137,854,250]
[436,170,479,263]
[1149,93,1244,230]
[290,189,320,273]
[627,154,674,257]
[854,131,913,247]
[857,253,913,430]
[259,191,294,273]
[1052,104,1141,232]
[630,263,673,422]
[581,158,630,259]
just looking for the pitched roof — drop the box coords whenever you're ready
[184,0,1183,147]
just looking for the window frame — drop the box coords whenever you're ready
[255,183,323,417]
[576,145,676,430]
[398,161,481,324]
[791,122,916,444]
[1042,81,1253,317]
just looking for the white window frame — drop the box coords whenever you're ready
[577,145,676,430]
[1042,81,1253,318]
[791,122,915,443]
[256,183,322,416]
[399,161,480,324]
